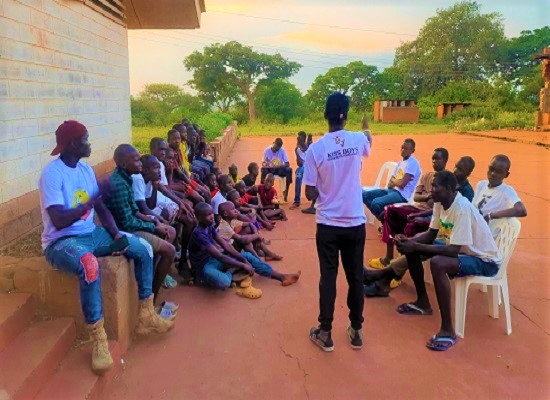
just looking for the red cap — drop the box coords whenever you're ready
[51,120,87,156]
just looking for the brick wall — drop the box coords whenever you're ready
[0,0,131,247]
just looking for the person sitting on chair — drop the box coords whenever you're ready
[364,171,501,352]
[261,138,293,202]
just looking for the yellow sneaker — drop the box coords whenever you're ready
[368,258,387,270]
[390,279,402,289]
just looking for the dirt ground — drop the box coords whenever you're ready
[104,133,549,400]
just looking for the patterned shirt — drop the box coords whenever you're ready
[105,168,155,233]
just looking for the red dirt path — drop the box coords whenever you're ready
[105,133,549,400]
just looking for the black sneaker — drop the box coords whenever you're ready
[309,327,334,352]
[347,326,363,349]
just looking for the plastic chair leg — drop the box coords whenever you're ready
[487,285,499,319]
[501,279,512,335]
[480,284,488,293]
[454,280,469,338]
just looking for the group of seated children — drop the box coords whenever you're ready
[39,119,303,375]
[362,148,527,351]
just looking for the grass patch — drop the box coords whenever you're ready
[238,121,450,137]
[132,126,172,154]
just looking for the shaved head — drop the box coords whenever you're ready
[218,201,234,217]
[194,202,212,218]
[114,144,138,166]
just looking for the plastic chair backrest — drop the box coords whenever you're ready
[490,218,521,280]
[374,161,397,189]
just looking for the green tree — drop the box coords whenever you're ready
[393,1,506,96]
[307,61,380,111]
[140,83,185,111]
[256,80,305,123]
[184,41,301,121]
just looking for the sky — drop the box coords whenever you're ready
[127,0,549,95]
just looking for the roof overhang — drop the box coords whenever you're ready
[125,0,206,29]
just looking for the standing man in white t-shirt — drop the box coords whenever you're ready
[362,139,422,220]
[473,154,527,231]
[303,92,372,352]
[391,171,501,351]
[261,138,293,202]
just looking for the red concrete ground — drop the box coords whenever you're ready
[105,134,549,400]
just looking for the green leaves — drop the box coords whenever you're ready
[184,41,301,120]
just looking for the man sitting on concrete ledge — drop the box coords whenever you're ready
[39,121,174,376]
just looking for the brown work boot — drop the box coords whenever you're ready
[135,294,175,336]
[87,318,113,375]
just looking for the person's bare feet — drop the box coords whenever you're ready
[265,254,283,261]
[281,271,301,286]
[262,237,271,245]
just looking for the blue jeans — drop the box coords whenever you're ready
[362,188,406,219]
[294,166,304,204]
[44,227,154,324]
[198,251,273,290]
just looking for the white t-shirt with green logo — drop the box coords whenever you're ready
[429,193,501,264]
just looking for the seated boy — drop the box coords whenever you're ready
[364,157,476,296]
[473,154,527,230]
[218,202,283,262]
[105,144,178,305]
[365,171,502,351]
[228,163,240,184]
[189,203,300,293]
[258,174,288,221]
[210,174,235,218]
[362,138,422,221]
[39,121,173,375]
[167,129,211,203]
[369,148,449,269]
[242,162,259,187]
[234,182,273,230]
[132,154,196,282]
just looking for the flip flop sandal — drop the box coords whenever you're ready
[396,303,433,315]
[364,281,390,298]
[426,335,458,351]
[390,279,402,289]
[239,276,253,288]
[368,257,388,269]
[163,275,178,289]
[161,301,179,312]
[289,203,300,209]
[235,285,263,299]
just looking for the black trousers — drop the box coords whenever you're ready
[260,166,293,184]
[316,223,366,331]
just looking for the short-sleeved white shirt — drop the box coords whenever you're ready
[159,162,168,186]
[303,130,371,227]
[473,180,521,217]
[263,146,289,167]
[132,174,175,213]
[39,158,99,249]
[429,193,501,264]
[211,191,227,214]
[392,155,422,202]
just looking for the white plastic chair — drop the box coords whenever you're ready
[453,218,521,338]
[274,175,286,198]
[362,161,397,224]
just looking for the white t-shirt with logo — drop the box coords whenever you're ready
[392,155,422,202]
[429,193,501,264]
[263,146,289,167]
[303,130,371,227]
[39,158,99,249]
[473,180,521,217]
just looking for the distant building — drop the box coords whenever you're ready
[0,0,206,248]
[373,100,419,123]
[437,103,471,119]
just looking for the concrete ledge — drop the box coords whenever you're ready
[209,122,238,167]
[6,256,137,353]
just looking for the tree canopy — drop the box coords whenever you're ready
[184,41,301,121]
[394,1,506,96]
